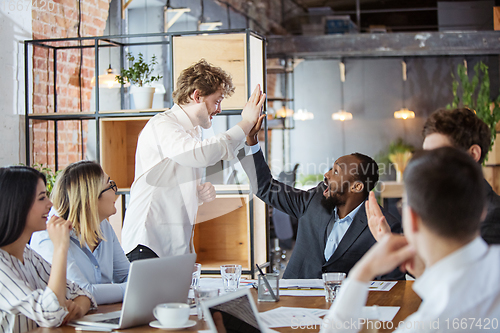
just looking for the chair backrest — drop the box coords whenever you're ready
[272,208,294,240]
[278,163,300,186]
[273,163,299,241]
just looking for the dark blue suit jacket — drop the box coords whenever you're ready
[239,148,405,279]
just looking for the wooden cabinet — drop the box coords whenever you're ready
[172,32,265,111]
[194,185,266,274]
[100,116,153,189]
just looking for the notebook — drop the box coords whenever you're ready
[72,253,196,329]
[201,288,279,333]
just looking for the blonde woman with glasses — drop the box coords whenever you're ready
[31,161,130,305]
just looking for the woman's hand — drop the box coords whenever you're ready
[62,296,91,325]
[47,216,72,252]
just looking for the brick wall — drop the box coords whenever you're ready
[31,0,110,170]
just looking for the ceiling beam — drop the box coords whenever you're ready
[267,31,500,58]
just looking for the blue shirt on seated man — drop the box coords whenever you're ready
[239,116,404,280]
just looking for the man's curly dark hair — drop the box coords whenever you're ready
[422,108,491,164]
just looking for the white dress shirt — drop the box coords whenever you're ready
[121,104,246,257]
[0,246,96,333]
[320,237,500,333]
[324,203,363,261]
[30,219,130,305]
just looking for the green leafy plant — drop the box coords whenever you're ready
[376,138,414,166]
[17,163,60,196]
[116,53,163,87]
[375,138,414,181]
[32,163,60,197]
[448,61,500,154]
[296,173,324,187]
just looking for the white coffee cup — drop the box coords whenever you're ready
[153,303,189,328]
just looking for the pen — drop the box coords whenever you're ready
[279,287,323,290]
[255,264,278,301]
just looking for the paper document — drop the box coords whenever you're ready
[368,281,397,291]
[259,307,324,328]
[362,306,400,321]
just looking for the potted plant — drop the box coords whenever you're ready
[116,52,163,109]
[448,61,500,162]
[18,163,60,196]
[376,138,414,182]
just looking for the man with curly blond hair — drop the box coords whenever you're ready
[122,59,266,260]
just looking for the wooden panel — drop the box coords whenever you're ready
[196,197,246,223]
[483,165,500,195]
[379,181,405,207]
[193,198,250,270]
[100,117,150,189]
[495,7,500,31]
[486,134,500,165]
[173,33,263,110]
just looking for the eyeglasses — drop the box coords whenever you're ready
[100,180,117,196]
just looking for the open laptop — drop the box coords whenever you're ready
[201,288,279,333]
[72,253,196,330]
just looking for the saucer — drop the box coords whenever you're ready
[149,320,196,330]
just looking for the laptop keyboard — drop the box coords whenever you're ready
[99,317,120,324]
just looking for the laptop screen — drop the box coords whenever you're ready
[208,294,262,333]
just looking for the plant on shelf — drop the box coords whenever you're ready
[448,61,500,157]
[296,173,324,188]
[116,52,163,109]
[18,163,60,196]
[376,138,414,182]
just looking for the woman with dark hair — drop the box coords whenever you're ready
[31,161,130,305]
[0,166,95,333]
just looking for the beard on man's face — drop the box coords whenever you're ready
[320,181,348,211]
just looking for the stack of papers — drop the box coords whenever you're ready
[259,307,326,328]
[259,306,400,328]
[369,281,397,291]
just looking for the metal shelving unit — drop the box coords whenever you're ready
[24,28,268,278]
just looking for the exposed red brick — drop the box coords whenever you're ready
[31,0,108,163]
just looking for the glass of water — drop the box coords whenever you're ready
[191,263,201,289]
[220,264,242,292]
[194,287,220,320]
[322,272,346,302]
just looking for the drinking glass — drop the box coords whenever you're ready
[191,263,201,289]
[194,288,220,320]
[220,264,242,292]
[322,272,346,302]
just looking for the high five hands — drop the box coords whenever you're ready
[239,85,266,135]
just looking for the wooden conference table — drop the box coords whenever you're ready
[30,281,421,333]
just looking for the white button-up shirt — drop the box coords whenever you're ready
[121,104,246,257]
[320,237,500,333]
